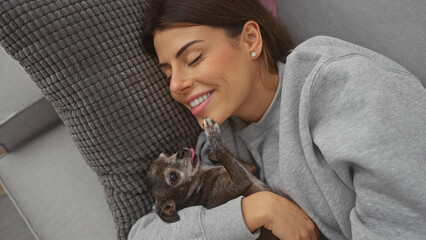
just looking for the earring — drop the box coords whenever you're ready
[251,52,257,57]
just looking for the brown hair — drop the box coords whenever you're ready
[142,0,293,73]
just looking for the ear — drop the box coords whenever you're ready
[241,20,263,59]
[159,152,167,158]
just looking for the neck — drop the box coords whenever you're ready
[235,69,279,123]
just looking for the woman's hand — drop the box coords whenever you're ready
[241,191,321,240]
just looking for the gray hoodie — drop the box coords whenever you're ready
[128,36,426,240]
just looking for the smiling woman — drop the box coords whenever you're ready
[134,1,321,239]
[129,0,426,240]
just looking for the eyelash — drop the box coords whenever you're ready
[165,52,204,81]
[188,52,203,66]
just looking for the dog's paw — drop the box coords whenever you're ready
[203,118,221,137]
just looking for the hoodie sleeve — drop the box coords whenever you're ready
[309,53,426,239]
[127,196,258,240]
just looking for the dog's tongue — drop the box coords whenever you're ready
[190,148,195,163]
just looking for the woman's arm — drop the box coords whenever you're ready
[242,191,321,240]
[128,196,259,240]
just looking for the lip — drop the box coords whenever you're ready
[189,148,195,162]
[192,154,199,167]
[189,148,198,168]
[189,91,214,116]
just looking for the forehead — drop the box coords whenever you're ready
[153,25,227,56]
[148,154,181,173]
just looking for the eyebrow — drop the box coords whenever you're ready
[175,40,203,58]
[158,40,203,68]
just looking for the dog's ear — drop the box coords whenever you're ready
[156,200,180,223]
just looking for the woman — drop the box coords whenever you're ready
[129,0,426,239]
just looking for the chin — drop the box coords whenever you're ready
[197,118,205,129]
[196,115,226,129]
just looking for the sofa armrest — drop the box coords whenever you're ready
[0,48,60,155]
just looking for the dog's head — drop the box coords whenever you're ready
[147,148,200,222]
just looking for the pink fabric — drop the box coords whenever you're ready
[259,0,277,17]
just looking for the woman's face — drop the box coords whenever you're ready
[153,24,270,127]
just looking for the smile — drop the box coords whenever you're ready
[187,90,215,116]
[189,91,213,108]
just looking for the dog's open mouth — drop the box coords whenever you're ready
[189,148,198,167]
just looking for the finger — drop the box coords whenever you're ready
[309,222,321,240]
[315,227,321,240]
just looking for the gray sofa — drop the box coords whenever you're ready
[1,1,425,240]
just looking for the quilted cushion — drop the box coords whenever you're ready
[0,1,201,239]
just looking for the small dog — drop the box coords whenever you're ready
[147,118,276,239]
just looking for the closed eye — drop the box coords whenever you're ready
[188,52,203,66]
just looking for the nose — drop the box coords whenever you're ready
[169,71,193,94]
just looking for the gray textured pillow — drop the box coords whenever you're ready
[0,1,200,239]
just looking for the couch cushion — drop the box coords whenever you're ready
[277,0,426,87]
[0,48,60,154]
[0,1,201,239]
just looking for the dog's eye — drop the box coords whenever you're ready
[169,172,179,183]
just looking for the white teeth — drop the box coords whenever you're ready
[189,92,212,108]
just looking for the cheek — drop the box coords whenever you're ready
[171,92,186,106]
[200,44,241,80]
[170,92,179,102]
